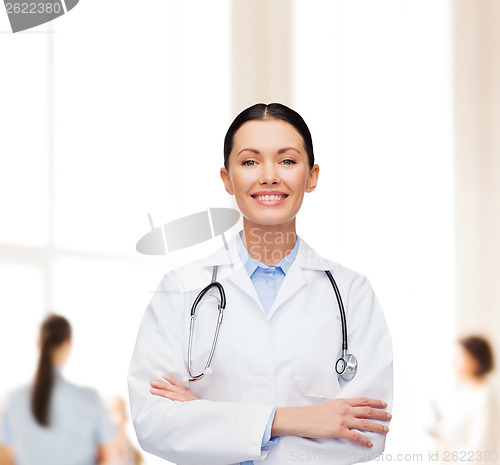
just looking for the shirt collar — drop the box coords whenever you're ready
[236,230,300,276]
[197,229,332,272]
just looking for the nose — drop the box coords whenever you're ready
[259,161,279,185]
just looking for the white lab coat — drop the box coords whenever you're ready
[128,232,393,465]
[433,381,499,456]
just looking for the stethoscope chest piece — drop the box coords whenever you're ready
[336,352,358,382]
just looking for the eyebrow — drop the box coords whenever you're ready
[236,146,301,157]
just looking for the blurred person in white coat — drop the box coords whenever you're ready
[128,103,393,465]
[1,314,116,465]
[427,336,497,457]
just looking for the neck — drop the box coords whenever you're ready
[464,375,486,387]
[241,218,297,265]
[51,341,71,368]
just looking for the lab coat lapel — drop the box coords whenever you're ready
[267,261,306,319]
[267,237,332,319]
[198,232,263,310]
[198,232,333,316]
[226,266,264,311]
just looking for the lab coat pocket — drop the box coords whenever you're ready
[292,315,342,401]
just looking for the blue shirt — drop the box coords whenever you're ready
[236,230,300,465]
[237,230,300,314]
[1,370,116,465]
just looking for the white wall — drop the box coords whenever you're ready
[292,0,454,459]
[453,0,500,442]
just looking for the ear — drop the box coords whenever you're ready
[220,167,235,195]
[305,164,319,193]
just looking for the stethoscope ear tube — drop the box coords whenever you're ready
[190,281,226,317]
[187,278,226,382]
[186,267,357,383]
[324,271,347,350]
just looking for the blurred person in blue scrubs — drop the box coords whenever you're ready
[0,314,116,465]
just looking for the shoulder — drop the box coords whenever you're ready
[3,384,31,406]
[155,233,371,292]
[59,379,104,406]
[475,382,495,406]
[154,238,236,293]
[165,259,209,289]
[6,384,30,397]
[151,260,210,303]
[297,236,369,286]
[64,379,98,397]
[297,237,382,315]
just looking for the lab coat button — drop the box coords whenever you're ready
[255,377,268,390]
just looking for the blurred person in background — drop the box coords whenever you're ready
[427,335,497,455]
[106,396,143,465]
[0,403,11,465]
[0,314,116,465]
[0,445,12,465]
[0,447,11,465]
[0,400,11,465]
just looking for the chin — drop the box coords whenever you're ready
[244,213,296,228]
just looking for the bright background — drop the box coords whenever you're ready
[1,1,499,464]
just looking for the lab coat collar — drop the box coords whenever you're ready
[198,230,333,318]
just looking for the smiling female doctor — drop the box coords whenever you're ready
[128,103,393,465]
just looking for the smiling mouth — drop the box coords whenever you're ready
[251,194,288,201]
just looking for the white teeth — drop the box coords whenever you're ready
[256,195,284,201]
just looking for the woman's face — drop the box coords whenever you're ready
[454,344,479,380]
[220,119,319,228]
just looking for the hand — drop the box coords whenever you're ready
[150,375,199,402]
[272,397,391,448]
[425,427,438,437]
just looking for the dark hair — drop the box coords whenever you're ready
[223,103,314,170]
[459,335,494,378]
[32,314,72,427]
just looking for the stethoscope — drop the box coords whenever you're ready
[184,266,358,383]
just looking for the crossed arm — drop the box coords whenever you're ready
[130,270,393,464]
[150,374,391,448]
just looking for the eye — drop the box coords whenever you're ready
[282,159,296,166]
[242,160,256,166]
